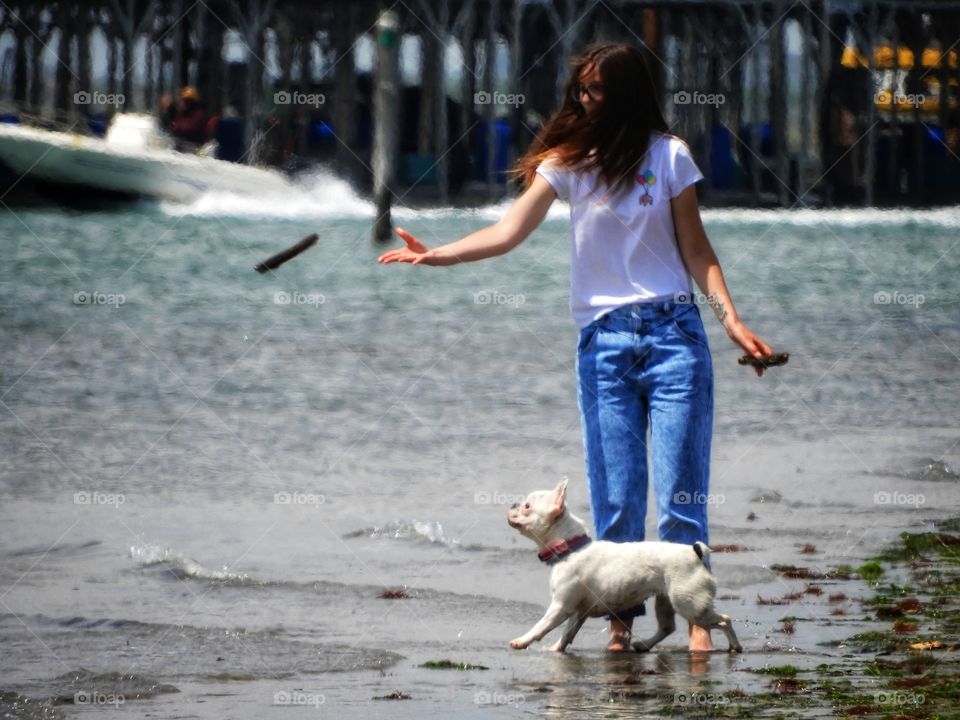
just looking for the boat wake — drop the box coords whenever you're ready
[160,167,375,219]
[162,169,960,229]
[159,168,560,222]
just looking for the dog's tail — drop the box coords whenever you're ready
[692,541,712,566]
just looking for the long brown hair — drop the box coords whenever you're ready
[512,42,669,196]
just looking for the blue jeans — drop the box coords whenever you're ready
[576,300,714,618]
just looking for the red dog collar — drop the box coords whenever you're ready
[538,534,592,564]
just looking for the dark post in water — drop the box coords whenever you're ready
[372,9,400,242]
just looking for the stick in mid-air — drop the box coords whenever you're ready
[254,233,318,273]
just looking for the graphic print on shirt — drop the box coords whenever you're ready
[637,169,656,206]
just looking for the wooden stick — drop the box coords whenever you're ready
[738,352,790,369]
[254,234,318,273]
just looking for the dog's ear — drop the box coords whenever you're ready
[548,478,568,517]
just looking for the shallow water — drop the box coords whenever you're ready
[1,175,958,717]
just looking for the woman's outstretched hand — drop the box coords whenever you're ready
[377,228,445,266]
[727,320,775,377]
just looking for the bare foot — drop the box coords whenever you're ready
[608,617,633,651]
[688,624,713,652]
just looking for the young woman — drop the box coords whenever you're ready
[378,42,773,652]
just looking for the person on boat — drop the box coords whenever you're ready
[212,106,245,163]
[161,86,208,152]
[378,42,774,653]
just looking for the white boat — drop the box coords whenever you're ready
[0,113,293,203]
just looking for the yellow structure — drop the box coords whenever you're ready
[841,43,958,116]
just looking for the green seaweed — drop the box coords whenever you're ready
[877,531,960,564]
[373,690,411,700]
[936,518,960,533]
[754,665,800,677]
[419,659,489,670]
[856,560,885,583]
[656,521,960,719]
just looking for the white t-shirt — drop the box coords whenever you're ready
[535,132,704,328]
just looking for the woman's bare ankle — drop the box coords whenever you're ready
[608,618,633,651]
[688,624,713,652]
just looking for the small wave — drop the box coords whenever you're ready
[914,459,957,482]
[876,458,958,482]
[56,616,136,630]
[343,519,459,547]
[51,669,179,703]
[2,613,404,681]
[0,691,65,720]
[5,539,101,558]
[129,543,256,584]
[6,611,247,638]
[749,489,784,504]
[128,544,456,593]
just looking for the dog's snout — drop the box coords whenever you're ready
[510,502,519,510]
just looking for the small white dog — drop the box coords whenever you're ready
[506,479,742,653]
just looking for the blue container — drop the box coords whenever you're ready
[399,153,437,185]
[473,117,513,184]
[710,124,736,189]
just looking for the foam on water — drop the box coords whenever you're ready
[129,543,254,583]
[160,168,376,219]
[343,519,460,547]
[161,172,573,223]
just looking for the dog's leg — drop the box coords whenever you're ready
[691,611,743,653]
[632,595,675,653]
[510,602,570,649]
[714,614,743,653]
[546,612,588,653]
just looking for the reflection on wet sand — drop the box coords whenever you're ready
[521,649,743,718]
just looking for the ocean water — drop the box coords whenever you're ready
[1,173,958,718]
